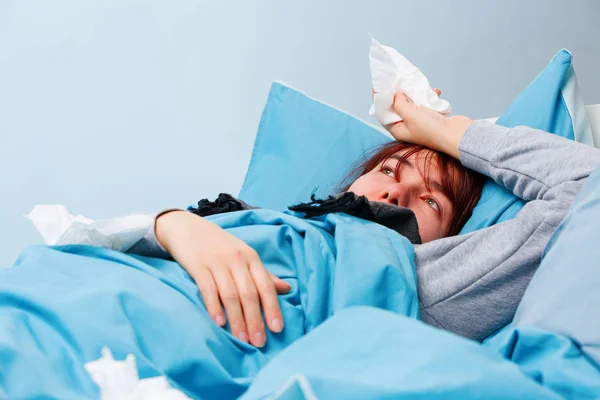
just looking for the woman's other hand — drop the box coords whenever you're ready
[155,211,291,348]
[385,91,473,160]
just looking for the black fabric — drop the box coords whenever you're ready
[189,194,257,217]
[289,192,422,244]
[190,192,422,244]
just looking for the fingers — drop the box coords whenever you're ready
[384,120,411,143]
[252,268,286,333]
[190,267,226,327]
[392,92,418,122]
[210,265,249,344]
[230,259,267,348]
[192,247,289,348]
[269,272,292,294]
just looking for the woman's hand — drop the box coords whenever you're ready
[155,211,291,348]
[384,91,473,160]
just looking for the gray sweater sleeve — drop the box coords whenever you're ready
[417,121,600,341]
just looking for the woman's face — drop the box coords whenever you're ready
[347,150,454,243]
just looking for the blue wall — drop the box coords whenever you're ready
[1,0,599,266]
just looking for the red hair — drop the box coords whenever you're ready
[339,141,485,237]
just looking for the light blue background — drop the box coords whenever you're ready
[1,0,599,267]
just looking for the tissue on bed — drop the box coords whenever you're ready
[369,37,451,125]
[26,205,153,252]
[84,347,190,400]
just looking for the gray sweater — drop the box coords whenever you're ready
[127,121,600,341]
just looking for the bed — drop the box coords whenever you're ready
[2,48,600,397]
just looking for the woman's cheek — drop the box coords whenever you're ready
[413,210,433,243]
[347,176,370,195]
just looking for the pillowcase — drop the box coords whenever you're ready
[459,49,594,233]
[240,50,592,234]
[239,83,390,210]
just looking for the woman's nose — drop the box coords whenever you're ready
[381,191,400,206]
[380,184,412,207]
[381,182,419,207]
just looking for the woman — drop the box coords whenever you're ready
[130,92,600,346]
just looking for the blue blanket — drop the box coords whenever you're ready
[2,208,599,399]
[0,210,417,398]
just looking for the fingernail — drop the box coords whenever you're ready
[253,332,265,348]
[271,318,283,333]
[236,331,248,342]
[214,315,226,326]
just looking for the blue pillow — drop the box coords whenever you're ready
[239,83,390,210]
[240,51,593,233]
[459,49,594,233]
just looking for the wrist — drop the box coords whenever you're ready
[439,116,473,160]
[155,210,190,251]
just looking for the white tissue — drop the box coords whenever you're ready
[84,347,190,400]
[369,37,451,125]
[25,205,153,252]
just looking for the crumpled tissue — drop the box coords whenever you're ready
[25,205,153,251]
[369,37,452,125]
[84,347,190,400]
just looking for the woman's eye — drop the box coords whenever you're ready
[426,198,440,212]
[382,167,395,177]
